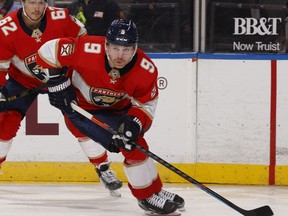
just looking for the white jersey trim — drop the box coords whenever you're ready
[72,70,92,102]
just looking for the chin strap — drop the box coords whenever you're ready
[6,82,47,102]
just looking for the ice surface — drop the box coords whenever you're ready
[0,183,286,216]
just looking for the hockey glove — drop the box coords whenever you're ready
[111,115,142,151]
[47,76,77,114]
[0,86,8,112]
[110,134,135,152]
[107,142,120,153]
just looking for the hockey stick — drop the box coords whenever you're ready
[70,103,274,216]
[6,82,47,102]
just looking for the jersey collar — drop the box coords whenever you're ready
[17,8,47,37]
[105,53,138,77]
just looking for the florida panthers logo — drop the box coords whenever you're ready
[90,87,125,107]
[24,53,47,81]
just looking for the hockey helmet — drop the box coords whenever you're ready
[106,19,138,47]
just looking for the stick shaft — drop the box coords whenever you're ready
[6,83,47,102]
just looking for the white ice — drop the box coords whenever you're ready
[0,183,286,216]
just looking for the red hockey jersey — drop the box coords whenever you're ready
[0,7,86,88]
[37,35,159,130]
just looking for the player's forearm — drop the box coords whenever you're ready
[128,98,158,132]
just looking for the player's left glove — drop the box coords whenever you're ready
[0,86,8,112]
[47,76,78,114]
[110,134,135,152]
[111,115,142,151]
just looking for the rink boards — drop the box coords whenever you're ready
[1,53,288,185]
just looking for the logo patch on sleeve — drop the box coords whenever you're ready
[24,53,46,81]
[60,44,73,56]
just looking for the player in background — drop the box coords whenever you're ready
[67,0,125,36]
[36,18,185,215]
[0,0,122,196]
[0,0,21,20]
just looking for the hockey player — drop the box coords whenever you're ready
[0,0,122,196]
[36,18,185,215]
[67,0,125,36]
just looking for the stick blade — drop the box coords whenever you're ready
[244,205,274,216]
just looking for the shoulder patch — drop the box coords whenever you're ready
[60,43,74,56]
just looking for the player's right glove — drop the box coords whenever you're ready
[47,76,78,114]
[0,86,8,112]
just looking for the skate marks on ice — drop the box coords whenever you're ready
[0,183,136,216]
[0,183,286,216]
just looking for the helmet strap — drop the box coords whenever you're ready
[105,41,112,65]
[130,44,137,62]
